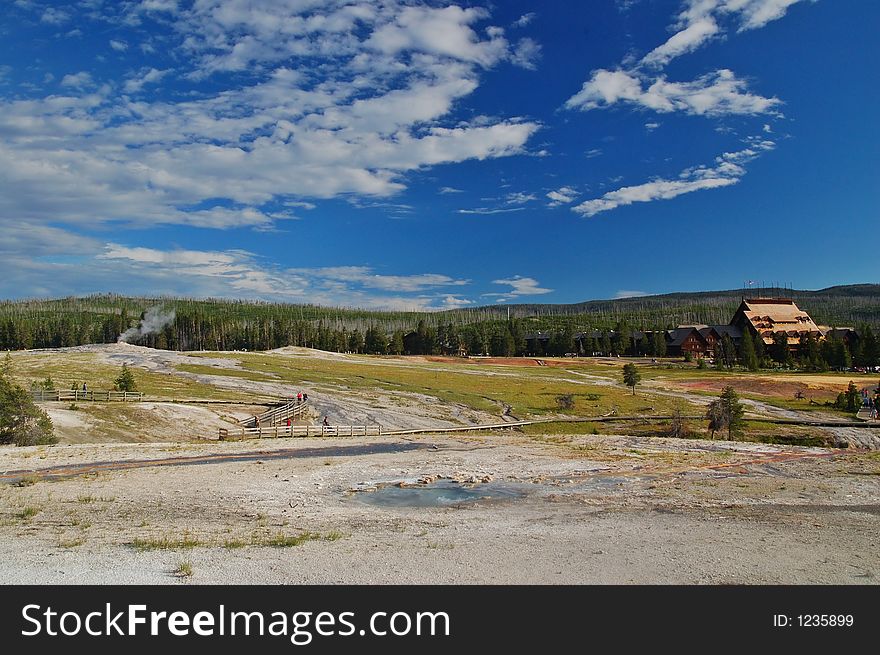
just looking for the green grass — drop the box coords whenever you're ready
[263,531,324,547]
[58,537,86,548]
[182,351,688,419]
[130,534,204,551]
[8,351,254,401]
[174,561,194,577]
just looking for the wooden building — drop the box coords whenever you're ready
[730,298,822,349]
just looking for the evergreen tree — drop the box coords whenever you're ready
[861,325,878,367]
[713,342,725,370]
[347,329,364,354]
[114,364,137,392]
[364,326,388,355]
[653,330,667,357]
[771,331,792,365]
[0,375,56,446]
[622,363,641,395]
[739,330,759,371]
[720,334,736,369]
[389,330,405,356]
[415,320,429,355]
[705,385,745,440]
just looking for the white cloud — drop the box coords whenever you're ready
[510,38,541,70]
[41,7,70,25]
[565,68,781,117]
[546,186,579,206]
[0,2,540,232]
[504,191,536,205]
[110,39,128,52]
[122,67,171,93]
[439,186,464,194]
[292,266,469,293]
[615,290,648,299]
[366,5,508,67]
[643,0,816,68]
[642,17,719,68]
[457,206,526,215]
[645,122,661,130]
[84,243,476,308]
[573,138,775,217]
[585,148,603,158]
[512,13,536,28]
[489,276,553,300]
[59,71,95,89]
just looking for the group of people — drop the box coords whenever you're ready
[862,390,879,419]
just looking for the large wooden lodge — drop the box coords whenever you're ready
[525,297,857,358]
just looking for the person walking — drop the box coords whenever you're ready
[322,416,329,426]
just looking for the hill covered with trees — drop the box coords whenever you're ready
[0,285,877,356]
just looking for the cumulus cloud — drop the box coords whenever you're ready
[565,68,780,117]
[59,71,95,89]
[512,13,536,28]
[644,0,815,68]
[546,186,579,206]
[0,1,540,233]
[510,38,541,70]
[573,138,775,217]
[88,243,476,309]
[122,67,171,93]
[488,276,553,301]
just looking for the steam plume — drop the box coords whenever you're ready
[117,306,176,343]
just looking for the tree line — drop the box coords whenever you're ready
[0,294,878,360]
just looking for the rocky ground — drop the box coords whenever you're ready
[1,432,877,584]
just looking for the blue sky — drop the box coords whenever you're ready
[0,0,876,309]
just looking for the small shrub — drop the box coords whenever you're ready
[174,561,194,578]
[556,394,575,410]
[131,534,203,551]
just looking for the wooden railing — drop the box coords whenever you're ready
[219,424,381,440]
[239,399,309,427]
[31,389,144,402]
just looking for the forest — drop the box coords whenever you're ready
[0,286,878,365]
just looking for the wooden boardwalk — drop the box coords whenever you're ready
[31,389,144,402]
[219,424,381,440]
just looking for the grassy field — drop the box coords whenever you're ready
[180,351,686,419]
[6,351,255,401]
[5,347,872,446]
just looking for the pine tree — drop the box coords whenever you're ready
[771,331,791,365]
[622,363,641,395]
[739,330,759,371]
[114,363,137,392]
[0,376,56,446]
[389,330,405,356]
[706,385,744,440]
